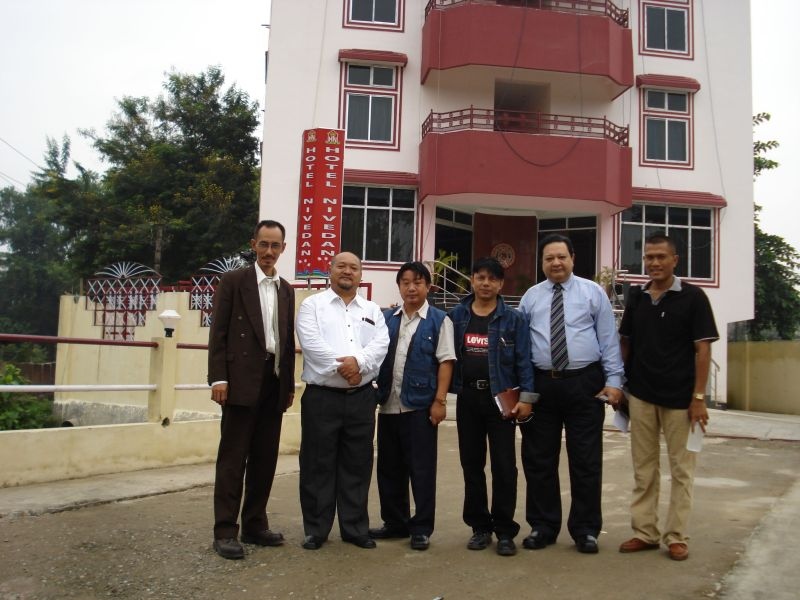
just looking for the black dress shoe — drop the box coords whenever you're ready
[496,538,517,556]
[241,529,285,546]
[213,537,244,559]
[342,535,377,549]
[467,531,492,550]
[301,535,326,550]
[410,534,430,551]
[522,530,555,550]
[576,534,599,554]
[368,525,410,539]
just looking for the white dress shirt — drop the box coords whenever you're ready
[255,264,279,355]
[296,288,389,388]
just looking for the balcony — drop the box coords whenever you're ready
[419,107,632,207]
[421,0,633,95]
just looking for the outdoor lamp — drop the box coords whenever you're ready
[158,309,182,338]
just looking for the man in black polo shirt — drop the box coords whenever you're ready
[618,233,718,562]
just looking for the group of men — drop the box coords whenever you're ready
[207,220,717,565]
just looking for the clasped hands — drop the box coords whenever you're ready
[336,356,362,386]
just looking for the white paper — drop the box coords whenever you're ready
[613,409,630,433]
[686,425,704,452]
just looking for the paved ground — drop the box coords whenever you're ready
[1,408,799,600]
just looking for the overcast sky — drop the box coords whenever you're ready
[1,0,798,252]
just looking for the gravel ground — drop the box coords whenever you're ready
[1,425,799,600]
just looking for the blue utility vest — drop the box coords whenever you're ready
[377,306,447,409]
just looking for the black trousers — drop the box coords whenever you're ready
[456,388,520,539]
[375,409,438,536]
[213,362,283,540]
[520,364,605,541]
[299,384,378,540]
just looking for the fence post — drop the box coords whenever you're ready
[147,336,177,424]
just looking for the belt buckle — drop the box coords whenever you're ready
[550,370,563,379]
[476,380,489,390]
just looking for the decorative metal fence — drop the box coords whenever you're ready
[424,0,629,28]
[85,263,162,341]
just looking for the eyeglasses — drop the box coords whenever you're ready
[256,242,284,251]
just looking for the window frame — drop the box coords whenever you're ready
[640,0,693,60]
[343,0,405,32]
[617,201,718,285]
[340,62,403,150]
[640,87,693,169]
[340,185,417,265]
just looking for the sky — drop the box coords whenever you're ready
[0,0,798,252]
[0,0,271,183]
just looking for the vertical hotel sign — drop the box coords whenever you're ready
[295,128,345,278]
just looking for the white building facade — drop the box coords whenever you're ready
[260,0,754,404]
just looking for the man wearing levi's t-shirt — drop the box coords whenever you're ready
[449,257,537,557]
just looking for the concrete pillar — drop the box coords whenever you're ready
[147,336,177,424]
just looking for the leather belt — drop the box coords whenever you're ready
[466,379,490,391]
[535,362,601,380]
[307,382,374,395]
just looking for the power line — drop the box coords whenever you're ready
[0,135,44,170]
[0,169,26,187]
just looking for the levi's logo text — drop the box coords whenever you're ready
[464,333,489,355]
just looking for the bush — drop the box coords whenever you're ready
[0,363,56,430]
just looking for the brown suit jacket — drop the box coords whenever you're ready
[207,265,295,410]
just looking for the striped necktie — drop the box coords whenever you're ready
[550,283,569,371]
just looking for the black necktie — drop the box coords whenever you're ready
[550,283,569,371]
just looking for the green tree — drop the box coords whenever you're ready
[0,364,56,431]
[751,113,800,340]
[83,66,260,280]
[0,167,74,339]
[0,67,260,345]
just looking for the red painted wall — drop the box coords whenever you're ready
[422,4,633,88]
[419,130,632,208]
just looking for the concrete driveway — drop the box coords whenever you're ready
[0,410,799,599]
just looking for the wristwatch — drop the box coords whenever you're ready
[693,393,705,401]
[436,397,447,406]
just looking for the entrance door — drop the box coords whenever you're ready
[473,213,538,296]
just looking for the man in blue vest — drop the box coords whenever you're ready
[371,261,456,551]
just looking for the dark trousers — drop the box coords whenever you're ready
[520,364,605,541]
[456,388,520,539]
[376,409,438,536]
[299,384,378,540]
[213,363,283,540]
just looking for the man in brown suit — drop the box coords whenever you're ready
[207,219,296,559]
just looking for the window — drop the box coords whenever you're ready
[641,88,691,167]
[341,186,415,262]
[641,1,692,58]
[344,0,403,31]
[619,203,714,280]
[341,63,401,149]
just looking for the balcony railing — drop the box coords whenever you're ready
[424,0,629,28]
[422,107,629,146]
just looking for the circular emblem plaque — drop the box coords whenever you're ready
[491,243,516,268]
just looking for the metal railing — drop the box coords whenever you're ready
[425,0,629,28]
[423,260,526,311]
[422,107,629,146]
